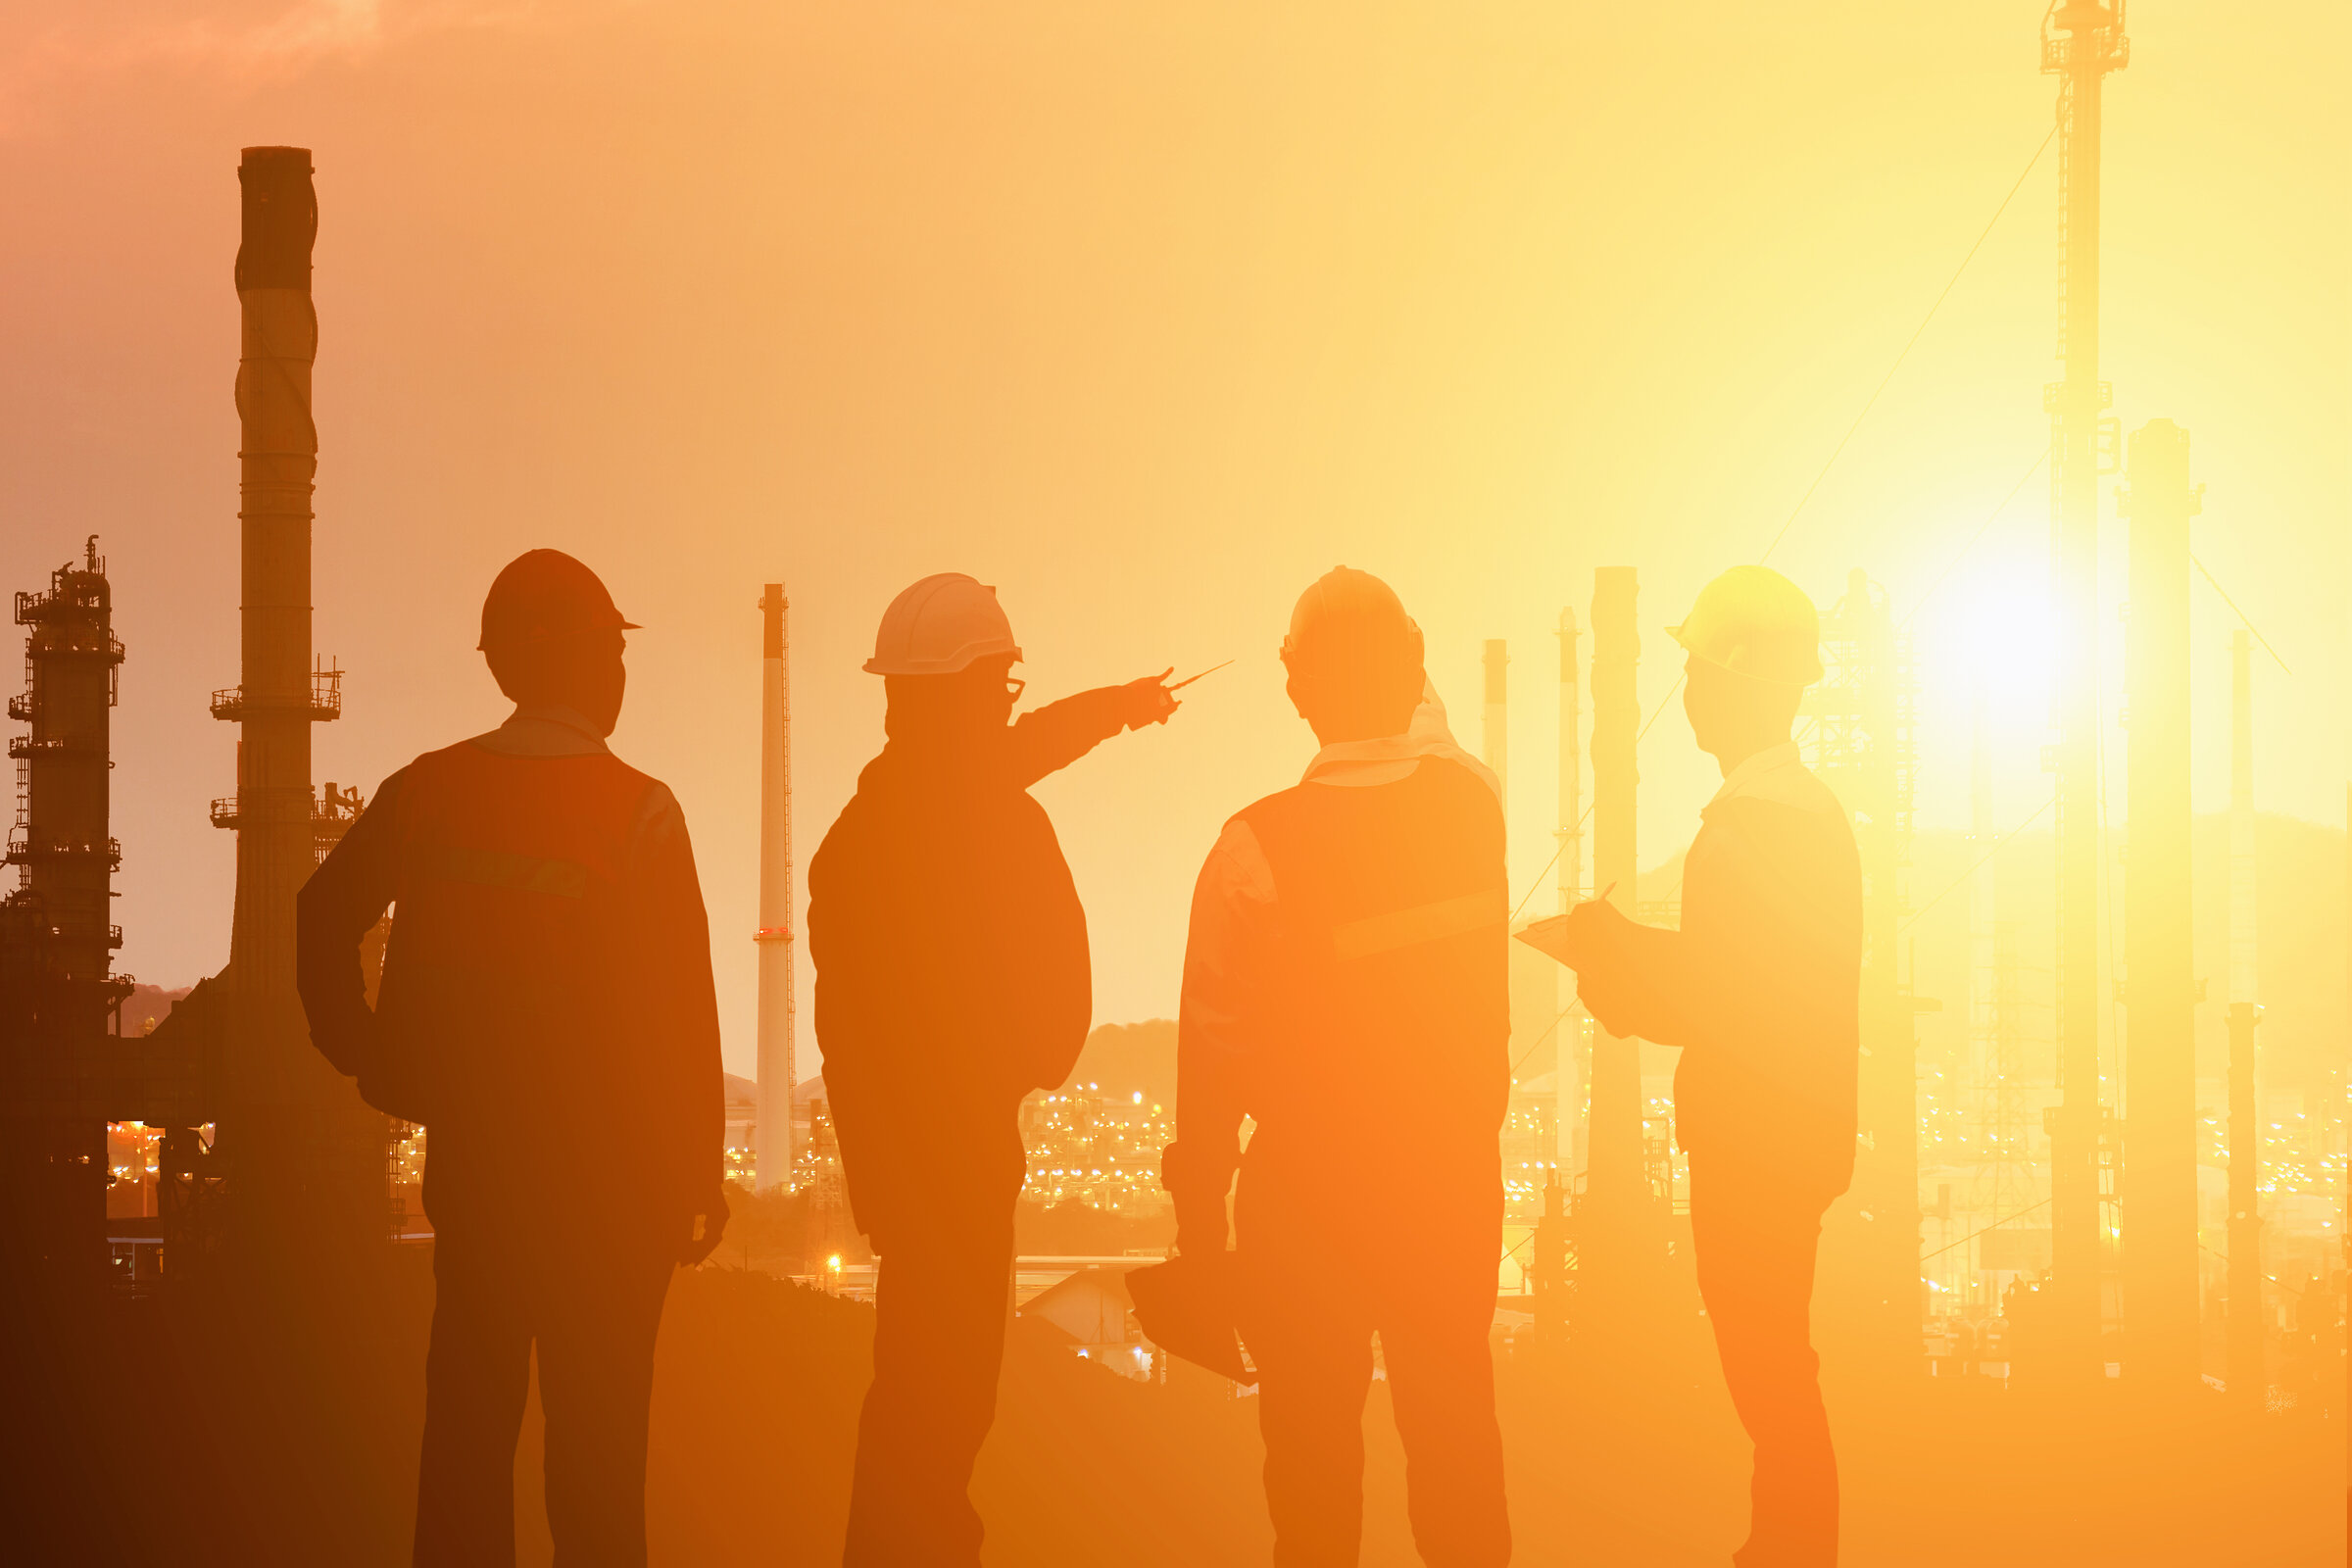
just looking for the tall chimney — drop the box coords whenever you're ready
[1482,640,1508,816]
[2225,628,2263,1400]
[2120,417,2199,1388]
[1555,607,1584,1177]
[755,584,797,1193]
[1586,570,1642,1204]
[226,148,318,1026]
[219,147,383,1252]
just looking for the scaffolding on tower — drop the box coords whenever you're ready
[1803,568,1935,1368]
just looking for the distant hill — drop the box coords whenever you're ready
[1899,812,2347,1097]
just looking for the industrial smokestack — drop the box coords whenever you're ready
[1555,608,1583,1177]
[2043,0,2130,1382]
[216,146,384,1253]
[226,146,321,1025]
[755,584,797,1194]
[1482,639,1508,816]
[2225,628,2263,1401]
[1586,569,1641,1204]
[2120,417,2199,1388]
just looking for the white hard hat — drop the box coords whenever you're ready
[863,572,1023,676]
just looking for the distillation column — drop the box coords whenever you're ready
[2041,0,2130,1377]
[2120,417,2199,1388]
[0,543,129,1290]
[1556,607,1584,1176]
[755,583,797,1194]
[2225,629,2263,1400]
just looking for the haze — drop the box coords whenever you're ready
[0,0,2343,1078]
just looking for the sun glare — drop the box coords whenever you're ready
[1923,559,2058,723]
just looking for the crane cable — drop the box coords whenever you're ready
[1757,124,2058,565]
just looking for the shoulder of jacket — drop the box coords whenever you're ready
[1416,754,1505,822]
[1715,760,1842,818]
[1706,793,1858,863]
[1233,780,1312,827]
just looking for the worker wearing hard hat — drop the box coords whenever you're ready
[296,550,727,1564]
[808,572,1183,1567]
[1529,564,1860,1568]
[1161,566,1514,1566]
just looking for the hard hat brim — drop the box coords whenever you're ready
[1667,625,1824,688]
[863,640,1024,676]
[475,616,640,652]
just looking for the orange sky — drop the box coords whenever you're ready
[1,1,2343,1077]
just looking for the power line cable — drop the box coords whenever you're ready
[2191,555,2293,674]
[1505,128,2055,924]
[1919,1196,2052,1262]
[1757,125,2057,565]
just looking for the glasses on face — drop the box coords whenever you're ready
[1004,677,1027,703]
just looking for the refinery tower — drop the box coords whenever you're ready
[149,148,388,1270]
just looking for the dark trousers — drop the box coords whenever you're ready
[1689,1161,1838,1568]
[843,1209,1015,1568]
[413,1217,676,1568]
[1239,1183,1510,1568]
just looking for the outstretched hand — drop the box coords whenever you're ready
[1119,667,1181,730]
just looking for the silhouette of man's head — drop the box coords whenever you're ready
[1281,567,1425,746]
[1682,657,1805,770]
[883,654,1022,745]
[477,550,635,737]
[1670,565,1821,773]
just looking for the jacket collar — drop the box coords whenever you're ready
[1301,682,1501,805]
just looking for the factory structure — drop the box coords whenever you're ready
[0,147,395,1319]
[0,4,2332,1428]
[1502,0,2327,1395]
[141,145,393,1278]
[0,542,133,1293]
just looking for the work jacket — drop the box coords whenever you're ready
[807,689,1131,1240]
[1164,697,1508,1257]
[296,707,724,1233]
[1590,741,1863,1200]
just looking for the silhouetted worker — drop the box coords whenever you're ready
[1162,567,1512,1567]
[808,572,1182,1566]
[1539,564,1860,1568]
[296,550,726,1567]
